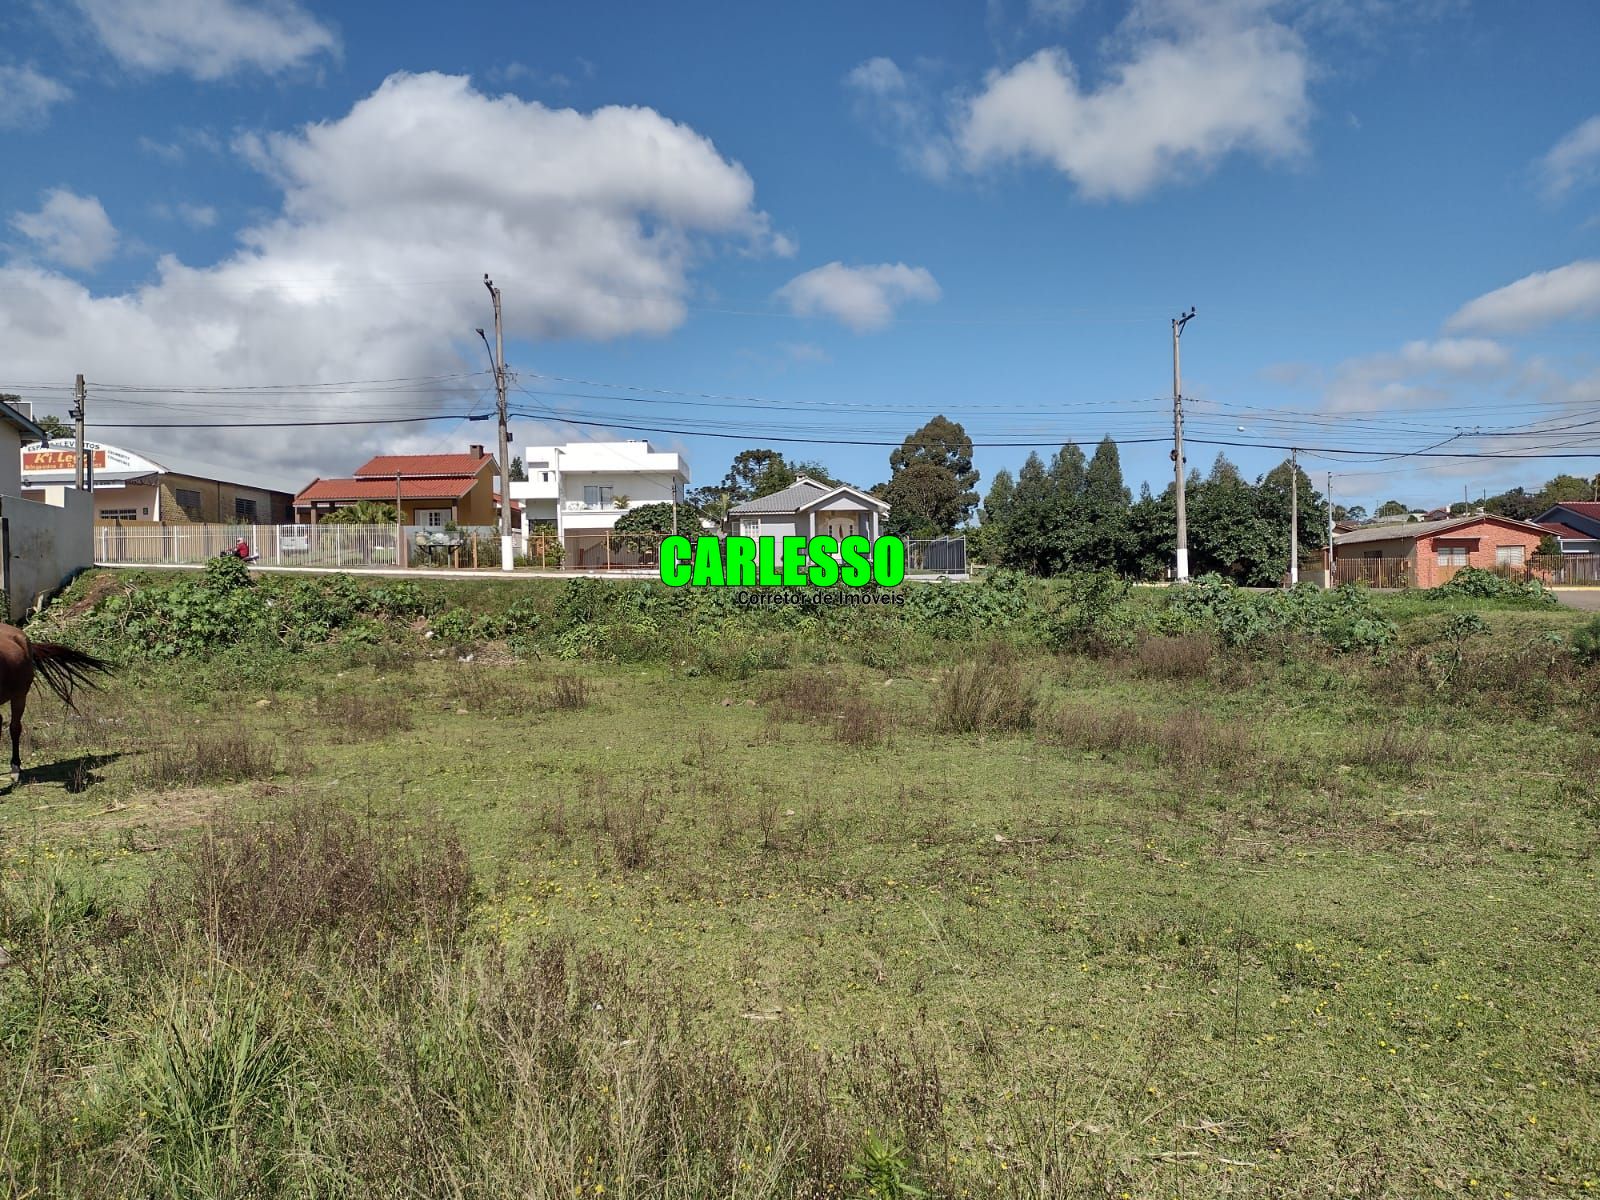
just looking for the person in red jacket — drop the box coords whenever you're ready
[234,537,251,560]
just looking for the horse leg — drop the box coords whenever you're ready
[10,692,23,784]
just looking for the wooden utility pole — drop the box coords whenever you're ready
[71,374,86,490]
[1171,308,1195,582]
[484,275,513,571]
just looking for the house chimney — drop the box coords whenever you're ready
[470,444,485,459]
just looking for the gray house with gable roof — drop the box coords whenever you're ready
[725,476,890,543]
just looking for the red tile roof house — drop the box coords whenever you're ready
[293,445,516,528]
[1332,513,1550,588]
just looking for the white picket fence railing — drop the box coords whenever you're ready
[94,524,507,570]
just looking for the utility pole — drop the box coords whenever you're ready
[1288,447,1299,587]
[71,374,86,490]
[483,275,514,571]
[1171,307,1196,582]
[1326,471,1335,585]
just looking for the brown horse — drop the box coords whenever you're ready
[0,624,111,784]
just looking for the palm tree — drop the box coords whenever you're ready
[321,500,399,524]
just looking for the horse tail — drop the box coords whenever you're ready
[28,640,113,709]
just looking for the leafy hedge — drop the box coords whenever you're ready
[1425,566,1556,607]
[46,562,1584,676]
[1160,575,1396,652]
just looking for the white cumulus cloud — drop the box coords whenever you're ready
[10,188,118,271]
[957,3,1310,200]
[1537,114,1600,200]
[0,65,72,129]
[774,262,941,332]
[1322,337,1509,412]
[1445,261,1600,334]
[851,2,1311,201]
[0,72,785,480]
[844,57,955,179]
[74,0,339,80]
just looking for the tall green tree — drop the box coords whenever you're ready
[1483,487,1538,521]
[720,449,795,501]
[884,463,967,537]
[1081,437,1132,571]
[997,452,1056,574]
[1187,455,1278,584]
[1536,474,1594,508]
[1375,499,1409,518]
[1261,457,1329,550]
[884,416,979,533]
[1127,483,1175,580]
[974,469,1016,564]
[509,456,527,482]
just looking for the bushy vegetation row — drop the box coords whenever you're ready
[33,559,1599,683]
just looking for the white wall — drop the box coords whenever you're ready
[559,471,682,528]
[0,486,94,620]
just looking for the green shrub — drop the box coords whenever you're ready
[1573,616,1600,665]
[1426,566,1556,606]
[1164,576,1395,653]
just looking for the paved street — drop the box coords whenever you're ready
[1554,588,1600,612]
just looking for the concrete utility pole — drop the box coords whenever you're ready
[1288,447,1299,587]
[1327,471,1335,582]
[483,275,514,571]
[1171,308,1196,582]
[71,373,86,490]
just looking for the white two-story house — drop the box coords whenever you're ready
[510,440,690,566]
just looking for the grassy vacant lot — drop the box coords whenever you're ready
[2,568,1598,1198]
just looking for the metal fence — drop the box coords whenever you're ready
[1333,557,1412,588]
[95,523,505,570]
[93,524,968,577]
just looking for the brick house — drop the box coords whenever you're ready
[293,444,509,527]
[1332,513,1549,588]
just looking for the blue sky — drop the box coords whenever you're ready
[0,0,1597,509]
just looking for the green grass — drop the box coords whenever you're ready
[2,581,1598,1197]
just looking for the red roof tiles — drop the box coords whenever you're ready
[353,452,492,478]
[1540,521,1593,540]
[295,476,481,504]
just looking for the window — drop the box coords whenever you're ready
[540,471,551,483]
[100,508,136,521]
[583,484,613,508]
[234,497,258,522]
[427,511,444,527]
[1436,546,1468,566]
[1495,545,1525,567]
[174,487,202,516]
